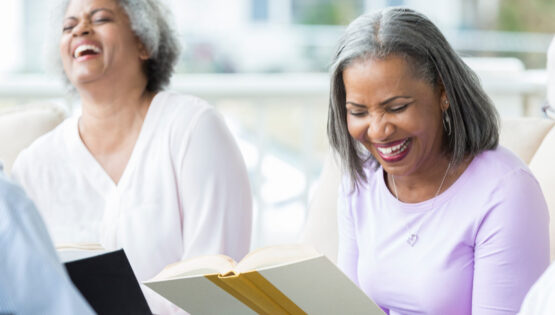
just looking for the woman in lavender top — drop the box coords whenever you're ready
[327,7,550,314]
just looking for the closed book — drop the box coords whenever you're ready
[64,248,152,315]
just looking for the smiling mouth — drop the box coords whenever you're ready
[375,138,411,162]
[73,45,101,58]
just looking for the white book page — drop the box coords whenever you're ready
[237,244,320,272]
[148,255,236,281]
[145,275,257,315]
[56,243,107,263]
[258,256,385,315]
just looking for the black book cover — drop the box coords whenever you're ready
[64,249,152,315]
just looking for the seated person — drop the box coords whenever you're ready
[0,164,94,315]
[11,0,252,313]
[546,35,555,114]
[518,34,555,315]
[327,7,550,314]
[518,262,555,314]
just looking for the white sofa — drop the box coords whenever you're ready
[302,118,555,263]
[0,103,67,175]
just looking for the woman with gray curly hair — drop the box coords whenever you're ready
[329,7,549,314]
[11,0,252,314]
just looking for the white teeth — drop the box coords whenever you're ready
[377,139,409,156]
[73,44,101,58]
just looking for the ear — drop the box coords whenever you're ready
[435,78,449,112]
[137,41,150,60]
[439,89,449,112]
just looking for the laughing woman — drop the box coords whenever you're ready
[12,0,252,314]
[328,8,550,315]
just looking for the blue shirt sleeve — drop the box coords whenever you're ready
[0,173,95,315]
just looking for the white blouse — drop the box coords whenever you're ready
[12,91,253,314]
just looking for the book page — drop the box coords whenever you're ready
[146,254,385,314]
[57,242,105,251]
[258,256,385,314]
[149,255,237,281]
[145,275,257,314]
[56,243,107,263]
[237,244,320,273]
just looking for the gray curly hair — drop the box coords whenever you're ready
[327,7,499,189]
[52,0,180,92]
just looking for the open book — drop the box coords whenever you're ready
[144,244,385,315]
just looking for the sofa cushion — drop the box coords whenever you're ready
[301,153,341,262]
[500,118,555,164]
[0,103,67,175]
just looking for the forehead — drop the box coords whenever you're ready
[65,0,121,17]
[343,55,439,104]
[344,56,419,90]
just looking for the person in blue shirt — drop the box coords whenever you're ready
[0,163,93,315]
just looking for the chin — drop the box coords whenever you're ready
[72,73,103,85]
[375,155,415,176]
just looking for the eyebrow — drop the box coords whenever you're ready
[64,8,114,21]
[90,8,114,15]
[346,95,412,107]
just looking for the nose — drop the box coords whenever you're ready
[366,114,395,143]
[72,20,92,37]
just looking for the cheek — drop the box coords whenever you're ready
[346,116,367,141]
[408,116,442,145]
[60,39,70,62]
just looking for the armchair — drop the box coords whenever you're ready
[0,103,67,175]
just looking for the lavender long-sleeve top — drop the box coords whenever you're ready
[337,147,550,315]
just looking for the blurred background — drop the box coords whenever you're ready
[0,0,554,249]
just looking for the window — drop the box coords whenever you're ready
[252,0,269,21]
[291,0,364,25]
[387,0,405,7]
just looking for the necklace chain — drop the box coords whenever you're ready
[391,161,452,246]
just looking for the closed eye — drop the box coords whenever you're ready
[348,110,367,117]
[388,103,410,113]
[90,8,115,24]
[93,18,112,24]
[62,21,76,33]
[346,101,368,117]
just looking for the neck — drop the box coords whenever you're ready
[77,84,155,155]
[388,156,455,203]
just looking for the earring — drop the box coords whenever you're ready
[442,110,452,136]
